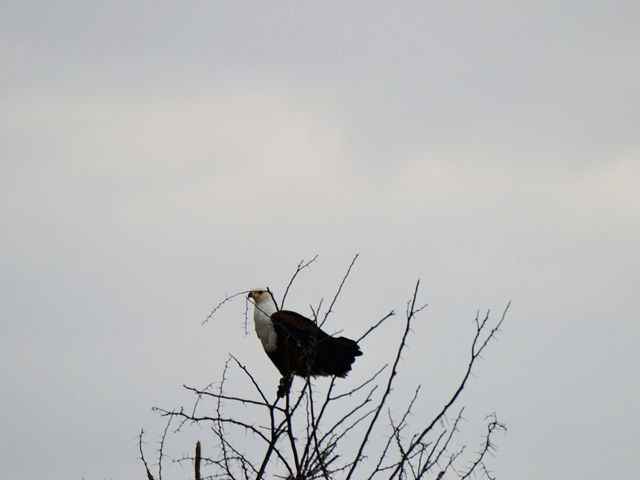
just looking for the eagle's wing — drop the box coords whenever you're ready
[271,310,323,331]
[269,310,326,375]
[270,310,328,348]
[270,310,359,378]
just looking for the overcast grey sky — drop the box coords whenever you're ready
[1,1,639,479]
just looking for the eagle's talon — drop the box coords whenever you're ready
[277,375,292,398]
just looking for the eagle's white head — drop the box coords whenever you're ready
[248,288,277,352]
[248,288,277,314]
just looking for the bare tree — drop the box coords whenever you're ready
[140,255,509,479]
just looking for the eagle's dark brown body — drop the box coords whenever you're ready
[268,309,362,378]
[248,289,362,397]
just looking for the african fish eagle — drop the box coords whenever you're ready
[248,288,362,398]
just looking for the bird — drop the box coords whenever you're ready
[248,288,362,398]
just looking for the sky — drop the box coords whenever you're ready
[1,1,639,479]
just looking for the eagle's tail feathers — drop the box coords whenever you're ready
[313,336,362,377]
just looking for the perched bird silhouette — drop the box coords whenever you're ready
[248,288,362,397]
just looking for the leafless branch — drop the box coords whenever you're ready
[203,290,250,325]
[386,301,510,480]
[357,310,396,343]
[141,259,510,480]
[157,412,174,480]
[346,280,424,480]
[182,385,284,412]
[138,429,155,480]
[307,382,330,480]
[281,255,319,308]
[215,360,234,478]
[228,354,270,406]
[417,408,465,478]
[459,413,506,480]
[320,253,359,328]
[284,391,301,477]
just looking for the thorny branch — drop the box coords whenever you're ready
[140,257,510,480]
[281,255,319,308]
[346,280,426,480]
[384,302,511,480]
[203,290,250,326]
[138,429,155,480]
[320,254,359,328]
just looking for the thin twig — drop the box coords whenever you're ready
[203,290,250,325]
[281,255,319,308]
[284,390,301,476]
[157,413,173,480]
[182,385,285,412]
[229,355,270,405]
[357,310,396,343]
[387,302,510,480]
[320,253,359,328]
[138,429,155,480]
[348,280,424,480]
[308,381,330,480]
[459,413,506,480]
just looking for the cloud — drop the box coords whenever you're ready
[3,81,638,262]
